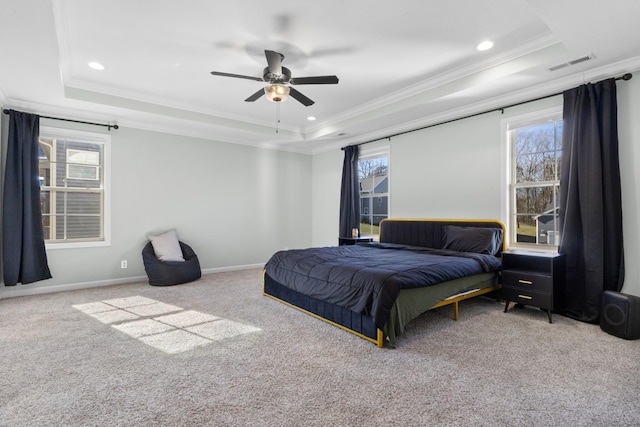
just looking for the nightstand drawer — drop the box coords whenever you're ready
[502,287,552,310]
[502,271,553,292]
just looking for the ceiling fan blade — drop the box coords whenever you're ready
[265,50,283,76]
[291,76,339,85]
[289,87,314,106]
[210,71,263,82]
[244,89,265,102]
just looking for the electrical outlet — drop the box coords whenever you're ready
[121,260,127,269]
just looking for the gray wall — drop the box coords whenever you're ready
[618,72,640,297]
[311,74,640,297]
[1,124,311,297]
[311,147,342,246]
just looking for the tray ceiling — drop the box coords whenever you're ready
[1,0,639,153]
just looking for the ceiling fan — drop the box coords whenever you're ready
[210,50,339,106]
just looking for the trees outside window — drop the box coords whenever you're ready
[507,110,562,247]
[358,150,389,237]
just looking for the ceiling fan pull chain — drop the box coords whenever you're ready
[275,103,280,133]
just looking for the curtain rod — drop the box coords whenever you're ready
[342,72,633,150]
[2,108,119,131]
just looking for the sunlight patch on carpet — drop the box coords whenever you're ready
[72,301,117,314]
[112,318,175,338]
[124,302,182,317]
[102,296,158,308]
[140,329,213,354]
[90,309,140,324]
[155,310,220,327]
[73,296,261,354]
[187,319,261,341]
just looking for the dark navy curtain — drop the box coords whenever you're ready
[339,145,360,238]
[558,78,624,323]
[2,110,52,286]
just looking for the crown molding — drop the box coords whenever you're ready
[5,55,638,158]
[0,83,8,107]
[63,79,302,134]
[2,97,315,154]
[310,55,640,155]
[306,33,563,135]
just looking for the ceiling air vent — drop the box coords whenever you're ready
[548,54,594,72]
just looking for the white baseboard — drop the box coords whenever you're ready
[200,263,264,275]
[0,263,264,300]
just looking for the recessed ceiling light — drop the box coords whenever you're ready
[88,62,105,70]
[477,41,494,51]
[307,116,316,121]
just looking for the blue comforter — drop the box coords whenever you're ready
[264,243,502,329]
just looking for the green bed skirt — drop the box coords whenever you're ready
[384,272,499,347]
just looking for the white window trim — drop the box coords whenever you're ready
[500,106,562,251]
[40,126,111,249]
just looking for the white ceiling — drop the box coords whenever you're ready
[1,0,640,154]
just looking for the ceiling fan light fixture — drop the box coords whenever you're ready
[264,84,290,103]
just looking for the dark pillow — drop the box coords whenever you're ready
[442,225,503,255]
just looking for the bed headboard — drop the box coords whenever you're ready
[379,218,506,257]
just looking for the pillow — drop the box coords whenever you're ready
[442,225,503,255]
[146,229,185,262]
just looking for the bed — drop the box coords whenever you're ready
[263,218,505,347]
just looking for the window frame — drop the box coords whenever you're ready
[39,126,111,249]
[358,145,390,239]
[66,148,101,181]
[501,106,562,250]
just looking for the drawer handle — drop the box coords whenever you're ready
[518,279,533,285]
[518,294,533,300]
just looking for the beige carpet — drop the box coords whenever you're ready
[1,268,639,426]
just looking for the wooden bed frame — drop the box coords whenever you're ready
[263,218,506,348]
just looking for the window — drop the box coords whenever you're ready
[39,126,110,248]
[505,108,562,248]
[358,148,389,237]
[66,149,100,180]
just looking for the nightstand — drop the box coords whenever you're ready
[502,250,565,323]
[338,236,373,246]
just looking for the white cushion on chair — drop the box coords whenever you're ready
[146,229,185,262]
